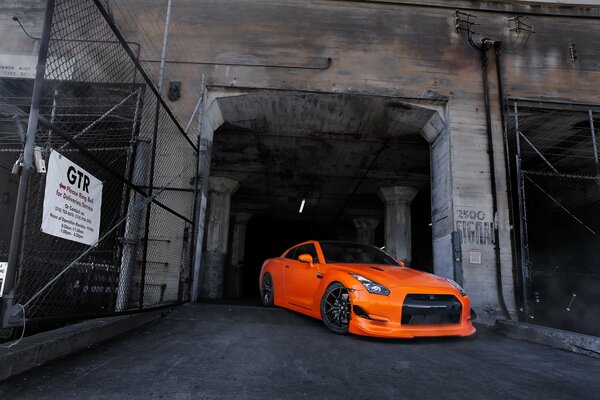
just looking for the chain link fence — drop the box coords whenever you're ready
[0,0,198,326]
[508,102,600,336]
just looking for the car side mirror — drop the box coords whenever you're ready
[298,254,314,264]
[397,260,405,267]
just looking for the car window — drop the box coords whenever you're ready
[303,244,318,263]
[295,243,318,263]
[284,246,298,260]
[319,241,399,265]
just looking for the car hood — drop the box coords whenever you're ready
[330,264,454,289]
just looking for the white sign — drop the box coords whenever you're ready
[0,54,36,79]
[469,250,482,264]
[0,262,7,297]
[0,54,75,80]
[41,150,103,246]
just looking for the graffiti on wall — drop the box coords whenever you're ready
[455,208,494,245]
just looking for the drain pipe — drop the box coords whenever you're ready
[494,43,525,320]
[480,38,511,320]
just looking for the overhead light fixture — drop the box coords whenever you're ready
[298,198,306,214]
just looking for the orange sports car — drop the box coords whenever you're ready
[259,240,476,338]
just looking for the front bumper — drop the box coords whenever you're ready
[347,287,476,339]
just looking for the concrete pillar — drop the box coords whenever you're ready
[352,218,379,246]
[200,177,239,299]
[225,212,252,299]
[378,186,418,264]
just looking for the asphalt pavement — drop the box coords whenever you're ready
[1,303,599,399]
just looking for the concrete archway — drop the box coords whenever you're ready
[191,87,456,302]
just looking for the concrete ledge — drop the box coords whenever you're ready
[0,309,166,382]
[493,320,600,359]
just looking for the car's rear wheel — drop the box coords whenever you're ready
[320,282,350,334]
[261,273,274,306]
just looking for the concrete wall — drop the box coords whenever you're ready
[3,0,600,319]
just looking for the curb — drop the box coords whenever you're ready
[492,319,600,359]
[0,309,166,382]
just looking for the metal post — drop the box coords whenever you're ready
[1,0,55,328]
[48,89,58,144]
[139,0,173,309]
[189,76,205,301]
[113,88,143,311]
[117,139,150,311]
[157,0,173,95]
[186,75,205,134]
[590,110,598,167]
[513,101,530,320]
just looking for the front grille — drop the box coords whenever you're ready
[401,294,462,325]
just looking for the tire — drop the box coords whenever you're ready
[320,282,351,334]
[260,273,274,306]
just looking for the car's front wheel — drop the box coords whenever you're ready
[260,273,274,306]
[320,282,350,334]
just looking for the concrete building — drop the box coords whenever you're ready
[2,0,600,324]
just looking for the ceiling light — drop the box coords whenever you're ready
[298,198,306,213]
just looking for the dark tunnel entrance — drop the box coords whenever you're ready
[206,90,437,301]
[240,190,433,300]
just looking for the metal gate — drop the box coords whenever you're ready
[509,101,600,336]
[0,0,199,329]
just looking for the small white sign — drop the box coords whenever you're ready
[469,250,482,264]
[0,262,7,297]
[0,54,36,79]
[41,150,103,246]
[0,54,75,80]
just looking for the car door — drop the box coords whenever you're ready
[283,243,322,310]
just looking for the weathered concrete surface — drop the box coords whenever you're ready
[200,177,239,299]
[5,0,600,331]
[379,186,418,263]
[0,309,164,382]
[1,304,599,399]
[494,319,600,359]
[352,217,379,245]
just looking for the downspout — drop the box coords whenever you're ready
[480,39,511,320]
[494,43,525,321]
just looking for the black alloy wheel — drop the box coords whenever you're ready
[261,273,274,306]
[320,282,351,334]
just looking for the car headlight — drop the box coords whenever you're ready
[349,274,390,296]
[446,279,466,296]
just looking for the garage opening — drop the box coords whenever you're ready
[507,101,600,336]
[201,89,446,301]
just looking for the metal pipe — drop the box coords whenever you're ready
[189,77,205,301]
[158,0,173,94]
[185,75,205,134]
[480,42,510,319]
[48,89,58,143]
[140,57,332,71]
[114,89,144,312]
[494,44,522,321]
[1,0,55,329]
[116,139,150,311]
[513,102,530,319]
[139,0,173,310]
[590,110,598,166]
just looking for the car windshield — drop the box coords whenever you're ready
[319,241,400,266]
